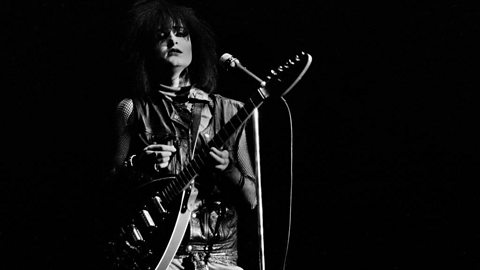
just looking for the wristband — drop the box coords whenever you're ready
[124,154,137,168]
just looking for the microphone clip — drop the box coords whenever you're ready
[220,53,266,87]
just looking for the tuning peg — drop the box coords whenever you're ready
[130,224,144,242]
[140,209,156,228]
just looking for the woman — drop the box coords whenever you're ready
[108,1,257,269]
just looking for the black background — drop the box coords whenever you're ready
[2,0,480,269]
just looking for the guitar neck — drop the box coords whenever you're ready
[157,51,312,204]
[208,88,267,149]
[161,87,268,202]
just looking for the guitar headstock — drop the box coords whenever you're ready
[264,51,313,97]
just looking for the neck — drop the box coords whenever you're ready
[161,67,190,89]
[170,74,186,88]
[151,61,190,90]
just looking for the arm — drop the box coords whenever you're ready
[110,98,177,179]
[210,127,257,209]
[110,98,134,176]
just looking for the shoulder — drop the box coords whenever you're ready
[116,98,134,115]
[115,98,134,125]
[211,93,244,110]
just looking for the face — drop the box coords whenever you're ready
[154,22,192,73]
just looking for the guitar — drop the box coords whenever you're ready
[105,51,313,270]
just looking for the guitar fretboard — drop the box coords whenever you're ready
[159,88,267,204]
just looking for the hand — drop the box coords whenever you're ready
[209,147,230,171]
[141,144,177,169]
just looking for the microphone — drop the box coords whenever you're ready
[220,53,266,86]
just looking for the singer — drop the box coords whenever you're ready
[106,0,257,269]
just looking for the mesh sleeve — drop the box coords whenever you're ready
[236,128,256,182]
[112,98,134,168]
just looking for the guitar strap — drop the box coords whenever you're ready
[190,101,206,157]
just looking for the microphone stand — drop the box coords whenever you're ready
[253,108,266,270]
[223,54,266,270]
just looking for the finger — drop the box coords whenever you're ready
[156,156,171,163]
[146,144,177,152]
[157,151,174,157]
[144,150,157,156]
[215,164,226,170]
[210,147,228,158]
[209,151,225,164]
[210,147,222,154]
[158,161,170,169]
[145,149,175,159]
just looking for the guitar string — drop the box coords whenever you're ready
[163,95,261,204]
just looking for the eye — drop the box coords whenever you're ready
[174,26,189,37]
[156,31,169,41]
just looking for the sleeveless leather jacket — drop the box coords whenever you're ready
[126,87,251,265]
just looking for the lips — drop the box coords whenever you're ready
[169,48,182,54]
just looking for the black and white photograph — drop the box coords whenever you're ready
[2,1,479,269]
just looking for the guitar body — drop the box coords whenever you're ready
[105,51,312,270]
[155,183,197,270]
[106,177,197,270]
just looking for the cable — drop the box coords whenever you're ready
[280,96,293,270]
